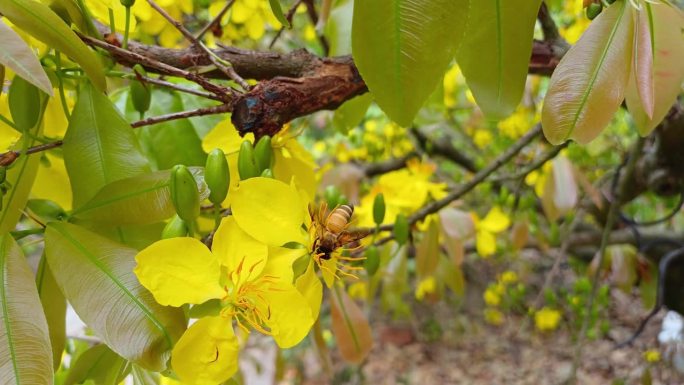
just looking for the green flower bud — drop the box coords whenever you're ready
[130,65,151,119]
[9,76,46,132]
[373,193,386,226]
[260,168,274,178]
[205,149,230,204]
[27,199,67,222]
[586,3,602,20]
[237,140,259,180]
[170,165,200,223]
[120,0,135,6]
[364,246,380,276]
[254,135,273,173]
[162,215,189,239]
[393,214,410,245]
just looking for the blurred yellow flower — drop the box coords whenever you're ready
[644,349,661,363]
[483,286,501,307]
[484,308,504,326]
[473,206,511,257]
[534,307,562,332]
[415,276,437,301]
[348,281,368,300]
[499,271,518,285]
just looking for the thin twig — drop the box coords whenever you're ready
[269,0,303,49]
[567,137,646,385]
[79,34,233,102]
[131,104,231,128]
[0,141,64,167]
[136,75,224,101]
[491,142,569,182]
[196,0,236,41]
[147,0,249,90]
[302,0,330,56]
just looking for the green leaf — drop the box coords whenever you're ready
[45,222,186,371]
[0,233,53,384]
[625,3,684,136]
[325,0,354,56]
[64,344,129,385]
[541,0,633,145]
[64,83,150,208]
[457,0,543,119]
[415,218,439,278]
[70,168,208,226]
[268,0,290,28]
[36,254,66,371]
[8,75,47,132]
[0,20,52,95]
[0,0,106,92]
[352,0,469,126]
[333,93,372,132]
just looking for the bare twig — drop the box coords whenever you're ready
[131,103,231,128]
[410,126,478,173]
[0,140,64,167]
[135,75,224,101]
[302,0,330,56]
[269,0,304,49]
[360,152,418,178]
[491,142,569,182]
[196,0,236,41]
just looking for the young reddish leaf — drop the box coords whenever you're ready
[542,0,633,145]
[625,3,684,136]
[551,155,578,213]
[415,218,440,278]
[630,6,655,118]
[330,287,372,364]
[0,234,53,385]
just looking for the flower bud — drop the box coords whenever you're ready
[162,215,189,239]
[237,140,259,180]
[586,3,602,20]
[130,65,151,119]
[364,246,380,276]
[120,0,135,6]
[9,76,45,132]
[393,214,409,245]
[260,168,274,178]
[373,193,386,226]
[170,165,200,223]
[205,149,230,204]
[254,135,273,173]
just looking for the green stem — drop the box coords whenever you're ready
[108,8,116,36]
[213,204,221,230]
[0,114,16,131]
[54,53,71,120]
[123,6,132,50]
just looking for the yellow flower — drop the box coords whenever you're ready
[483,286,501,307]
[473,206,511,257]
[134,216,314,384]
[499,271,518,285]
[415,276,437,301]
[643,349,661,363]
[484,308,504,326]
[348,281,368,300]
[534,307,562,332]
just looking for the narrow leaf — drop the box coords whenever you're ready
[352,0,469,126]
[0,20,52,95]
[0,233,53,384]
[542,0,634,144]
[35,254,66,371]
[64,344,129,385]
[64,83,150,208]
[330,287,372,364]
[268,0,290,28]
[625,3,684,136]
[630,6,655,118]
[70,168,208,225]
[0,0,106,92]
[415,218,440,278]
[45,222,186,371]
[457,0,543,119]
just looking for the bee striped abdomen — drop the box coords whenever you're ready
[326,204,353,233]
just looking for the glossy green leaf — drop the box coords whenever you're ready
[625,3,684,136]
[64,344,129,385]
[457,0,543,119]
[542,0,633,145]
[0,20,52,95]
[325,0,354,56]
[45,222,186,371]
[70,168,208,225]
[352,0,469,126]
[0,0,106,92]
[0,233,53,385]
[333,94,372,132]
[35,254,66,371]
[268,0,290,28]
[64,83,150,208]
[48,0,88,33]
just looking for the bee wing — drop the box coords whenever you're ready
[337,229,371,247]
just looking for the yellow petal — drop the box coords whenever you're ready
[231,177,307,246]
[263,246,308,284]
[262,282,314,348]
[273,139,317,199]
[321,257,337,288]
[134,238,225,306]
[32,153,73,210]
[212,216,267,278]
[476,230,496,257]
[172,316,239,385]
[201,117,253,155]
[295,261,322,322]
[479,206,510,234]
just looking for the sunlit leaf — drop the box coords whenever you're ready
[0,20,52,95]
[330,287,372,364]
[625,3,684,136]
[630,5,654,119]
[45,222,186,371]
[457,0,542,119]
[0,233,53,384]
[64,83,150,208]
[268,0,290,28]
[415,218,440,278]
[0,0,106,92]
[35,254,66,370]
[64,344,129,385]
[542,0,633,144]
[352,0,469,126]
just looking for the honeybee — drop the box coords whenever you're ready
[310,203,370,263]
